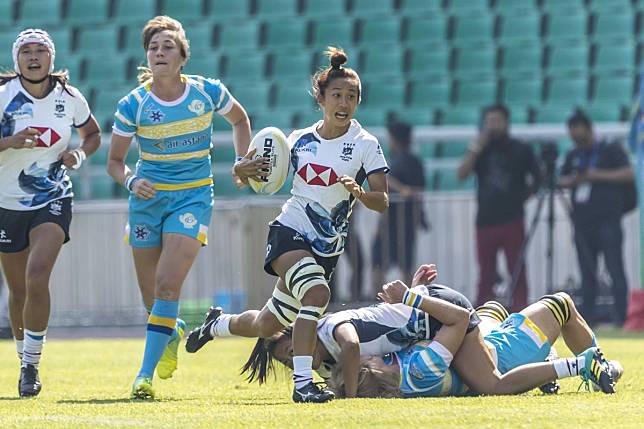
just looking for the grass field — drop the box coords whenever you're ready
[1,329,643,429]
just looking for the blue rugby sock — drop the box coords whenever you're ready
[138,299,179,378]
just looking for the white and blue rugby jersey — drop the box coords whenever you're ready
[112,74,233,189]
[0,78,91,210]
[275,119,389,257]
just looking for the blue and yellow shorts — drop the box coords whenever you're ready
[126,184,213,248]
[483,313,551,374]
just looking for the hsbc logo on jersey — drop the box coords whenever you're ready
[297,163,339,186]
[31,127,61,148]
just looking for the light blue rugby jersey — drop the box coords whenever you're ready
[112,75,232,188]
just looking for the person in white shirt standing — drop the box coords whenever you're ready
[0,29,100,397]
[186,47,390,403]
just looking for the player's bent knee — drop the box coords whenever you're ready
[538,293,572,327]
[284,256,329,303]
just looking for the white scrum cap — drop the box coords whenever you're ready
[13,28,56,74]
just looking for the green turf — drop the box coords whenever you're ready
[1,330,643,428]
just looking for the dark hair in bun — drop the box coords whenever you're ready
[311,46,361,101]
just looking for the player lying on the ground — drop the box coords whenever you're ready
[234,265,616,396]
[324,282,620,397]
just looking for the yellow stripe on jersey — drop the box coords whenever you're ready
[137,111,213,139]
[148,314,176,330]
[418,349,444,377]
[197,224,209,245]
[140,148,210,161]
[439,367,453,396]
[153,178,213,191]
[521,316,549,347]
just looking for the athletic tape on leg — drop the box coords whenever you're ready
[267,287,301,326]
[285,257,329,302]
[297,305,326,322]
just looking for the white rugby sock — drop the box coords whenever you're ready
[22,329,47,368]
[210,314,232,337]
[15,338,24,361]
[553,356,585,379]
[293,355,313,390]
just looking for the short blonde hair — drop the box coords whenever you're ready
[137,15,190,83]
[328,358,400,398]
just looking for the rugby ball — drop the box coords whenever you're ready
[248,127,290,195]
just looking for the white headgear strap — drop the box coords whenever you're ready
[13,29,56,74]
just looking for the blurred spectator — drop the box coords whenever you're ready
[559,109,634,327]
[458,105,541,311]
[371,121,428,295]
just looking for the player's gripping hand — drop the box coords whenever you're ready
[378,280,410,304]
[131,178,156,200]
[411,264,438,287]
[2,127,41,150]
[232,148,271,187]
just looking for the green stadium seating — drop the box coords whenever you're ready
[498,15,541,44]
[212,145,238,163]
[17,0,62,28]
[434,167,475,192]
[208,0,251,20]
[500,44,542,77]
[502,79,543,105]
[184,55,220,78]
[360,48,404,79]
[293,109,323,129]
[456,80,497,106]
[505,104,530,124]
[262,19,307,49]
[355,107,388,126]
[446,0,489,16]
[409,80,451,108]
[0,1,13,27]
[359,17,401,45]
[89,144,109,166]
[273,83,315,109]
[401,0,444,14]
[541,0,585,13]
[593,76,634,104]
[533,104,575,124]
[113,0,157,25]
[185,23,214,54]
[454,46,497,78]
[417,141,441,159]
[122,26,145,57]
[66,0,110,26]
[76,26,121,55]
[92,85,132,130]
[494,0,539,17]
[269,51,313,80]
[364,80,406,108]
[160,0,204,22]
[216,21,259,50]
[47,28,73,57]
[303,0,346,17]
[351,0,395,16]
[452,15,495,42]
[587,0,632,13]
[593,44,635,75]
[84,55,130,85]
[545,14,587,42]
[69,173,85,200]
[222,54,266,82]
[390,108,433,126]
[438,140,469,158]
[407,47,450,79]
[592,13,634,41]
[311,19,355,50]
[404,16,447,46]
[90,175,126,200]
[57,54,83,83]
[585,102,622,122]
[547,77,588,104]
[250,109,294,130]
[440,106,481,125]
[256,0,299,17]
[229,83,271,110]
[546,45,588,77]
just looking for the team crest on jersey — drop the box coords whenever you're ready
[32,126,61,147]
[188,100,205,115]
[340,142,355,161]
[54,99,66,118]
[149,109,165,122]
[297,163,339,186]
[48,200,62,216]
[179,212,198,229]
[134,224,150,241]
